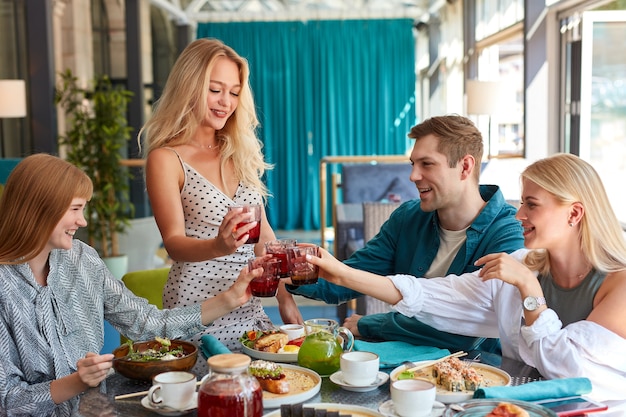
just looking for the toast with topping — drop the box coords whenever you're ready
[249,360,290,394]
[254,332,289,353]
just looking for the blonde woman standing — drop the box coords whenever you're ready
[141,39,301,368]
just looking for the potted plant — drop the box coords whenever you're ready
[55,69,134,271]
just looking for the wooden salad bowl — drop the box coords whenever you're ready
[112,339,198,380]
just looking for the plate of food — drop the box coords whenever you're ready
[441,399,557,417]
[240,329,305,362]
[264,403,384,417]
[250,361,321,409]
[390,357,511,404]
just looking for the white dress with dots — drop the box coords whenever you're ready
[162,151,274,372]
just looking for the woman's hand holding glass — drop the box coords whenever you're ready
[215,207,258,256]
[302,247,352,285]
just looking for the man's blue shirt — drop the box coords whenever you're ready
[287,185,524,351]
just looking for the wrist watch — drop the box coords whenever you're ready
[523,296,546,311]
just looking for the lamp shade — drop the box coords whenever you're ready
[0,80,27,118]
[466,80,502,116]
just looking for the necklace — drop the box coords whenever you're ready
[552,265,592,284]
[190,140,220,150]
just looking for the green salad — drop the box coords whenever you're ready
[124,337,185,362]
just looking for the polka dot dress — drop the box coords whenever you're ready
[163,154,273,375]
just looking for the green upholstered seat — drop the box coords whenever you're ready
[121,267,170,309]
[120,267,170,343]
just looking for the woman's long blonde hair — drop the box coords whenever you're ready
[0,154,93,264]
[522,153,626,275]
[139,38,271,197]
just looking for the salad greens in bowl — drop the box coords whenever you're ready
[112,337,198,380]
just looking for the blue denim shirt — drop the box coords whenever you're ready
[287,185,524,352]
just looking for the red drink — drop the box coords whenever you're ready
[249,275,280,297]
[242,220,261,244]
[197,383,263,417]
[248,258,281,297]
[230,204,262,244]
[274,252,290,278]
[286,246,319,286]
[265,239,297,278]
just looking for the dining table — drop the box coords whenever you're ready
[72,351,546,417]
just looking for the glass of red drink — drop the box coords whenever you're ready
[264,239,297,278]
[247,257,281,297]
[286,245,320,286]
[228,204,262,244]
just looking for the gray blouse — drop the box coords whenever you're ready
[0,240,204,416]
[540,268,606,327]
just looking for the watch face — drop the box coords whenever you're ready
[523,297,537,310]
[523,296,545,311]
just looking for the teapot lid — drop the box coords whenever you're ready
[207,353,250,373]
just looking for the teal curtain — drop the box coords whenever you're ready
[197,20,416,230]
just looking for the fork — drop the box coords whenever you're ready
[464,352,481,368]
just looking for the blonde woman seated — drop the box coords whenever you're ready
[305,153,626,402]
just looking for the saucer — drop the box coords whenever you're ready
[379,399,445,417]
[140,392,197,416]
[329,371,389,392]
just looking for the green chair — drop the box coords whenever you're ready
[120,267,170,342]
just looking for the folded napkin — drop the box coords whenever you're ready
[200,335,231,359]
[473,377,592,401]
[354,340,450,369]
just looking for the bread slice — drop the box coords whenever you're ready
[254,332,289,353]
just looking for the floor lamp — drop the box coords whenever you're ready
[466,80,501,159]
[0,80,27,158]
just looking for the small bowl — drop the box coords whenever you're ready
[279,324,305,340]
[112,339,198,381]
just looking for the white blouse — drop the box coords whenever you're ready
[388,249,626,402]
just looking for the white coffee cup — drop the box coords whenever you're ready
[340,351,379,386]
[148,371,196,410]
[391,379,436,417]
[279,324,305,340]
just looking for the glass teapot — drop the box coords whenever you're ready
[198,353,263,417]
[297,318,354,376]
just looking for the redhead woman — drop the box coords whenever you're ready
[0,154,257,415]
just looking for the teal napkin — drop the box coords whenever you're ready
[473,377,592,401]
[200,335,231,358]
[354,340,450,369]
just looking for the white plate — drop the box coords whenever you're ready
[264,402,385,417]
[379,399,445,417]
[329,371,389,392]
[389,361,511,404]
[140,392,197,416]
[242,343,298,363]
[262,364,322,409]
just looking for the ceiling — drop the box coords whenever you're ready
[151,0,433,25]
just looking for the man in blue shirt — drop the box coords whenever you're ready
[288,115,524,353]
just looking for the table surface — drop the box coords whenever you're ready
[76,352,543,417]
